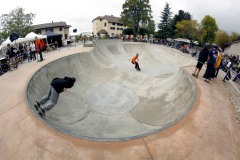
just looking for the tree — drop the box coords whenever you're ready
[122,28,134,35]
[0,7,35,42]
[139,28,149,37]
[171,10,192,37]
[175,20,198,40]
[215,30,230,48]
[230,32,240,42]
[201,15,218,44]
[146,19,155,35]
[121,0,152,37]
[158,2,173,38]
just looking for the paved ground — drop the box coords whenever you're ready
[0,40,240,160]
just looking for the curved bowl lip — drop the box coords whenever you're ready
[25,51,197,142]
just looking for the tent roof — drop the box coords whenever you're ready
[44,30,62,37]
[174,38,190,43]
[0,37,28,49]
[25,32,47,39]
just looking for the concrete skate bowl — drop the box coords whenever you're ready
[26,40,197,141]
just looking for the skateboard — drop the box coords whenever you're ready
[34,101,45,116]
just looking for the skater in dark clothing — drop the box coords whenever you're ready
[131,53,141,70]
[192,44,210,78]
[35,76,76,116]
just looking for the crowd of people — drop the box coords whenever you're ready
[0,36,46,75]
[191,43,240,84]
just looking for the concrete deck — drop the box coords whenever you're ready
[0,41,240,159]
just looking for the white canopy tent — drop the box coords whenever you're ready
[174,38,191,43]
[0,32,47,50]
[25,32,47,41]
[0,37,28,49]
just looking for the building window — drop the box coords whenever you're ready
[112,23,115,25]
[59,27,62,31]
[65,34,68,39]
[104,23,107,27]
[46,28,53,32]
[110,27,115,30]
[36,30,42,34]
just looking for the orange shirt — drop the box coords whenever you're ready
[35,39,42,51]
[41,40,45,48]
[131,55,138,63]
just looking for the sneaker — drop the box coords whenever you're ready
[35,101,40,107]
[34,104,39,112]
[38,107,45,116]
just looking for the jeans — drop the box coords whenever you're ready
[39,87,59,111]
[38,49,43,61]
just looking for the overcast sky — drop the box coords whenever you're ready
[0,0,239,34]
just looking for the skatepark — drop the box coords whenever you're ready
[1,40,240,159]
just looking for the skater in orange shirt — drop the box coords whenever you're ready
[131,53,141,71]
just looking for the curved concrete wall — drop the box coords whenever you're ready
[27,40,196,141]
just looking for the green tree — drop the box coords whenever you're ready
[0,7,35,42]
[195,23,205,46]
[145,19,155,35]
[215,30,230,48]
[201,15,218,44]
[158,2,173,38]
[121,0,152,37]
[230,32,240,42]
[122,28,134,35]
[175,20,198,40]
[139,28,149,37]
[171,10,192,37]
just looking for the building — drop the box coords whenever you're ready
[32,21,71,40]
[92,15,126,37]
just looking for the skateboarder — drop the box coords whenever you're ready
[131,53,141,71]
[34,76,76,116]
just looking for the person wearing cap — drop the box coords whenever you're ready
[131,53,141,71]
[35,76,76,116]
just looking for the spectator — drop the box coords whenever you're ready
[30,42,36,60]
[212,48,223,78]
[6,44,18,70]
[223,58,233,82]
[35,36,44,62]
[192,44,210,78]
[203,45,218,83]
